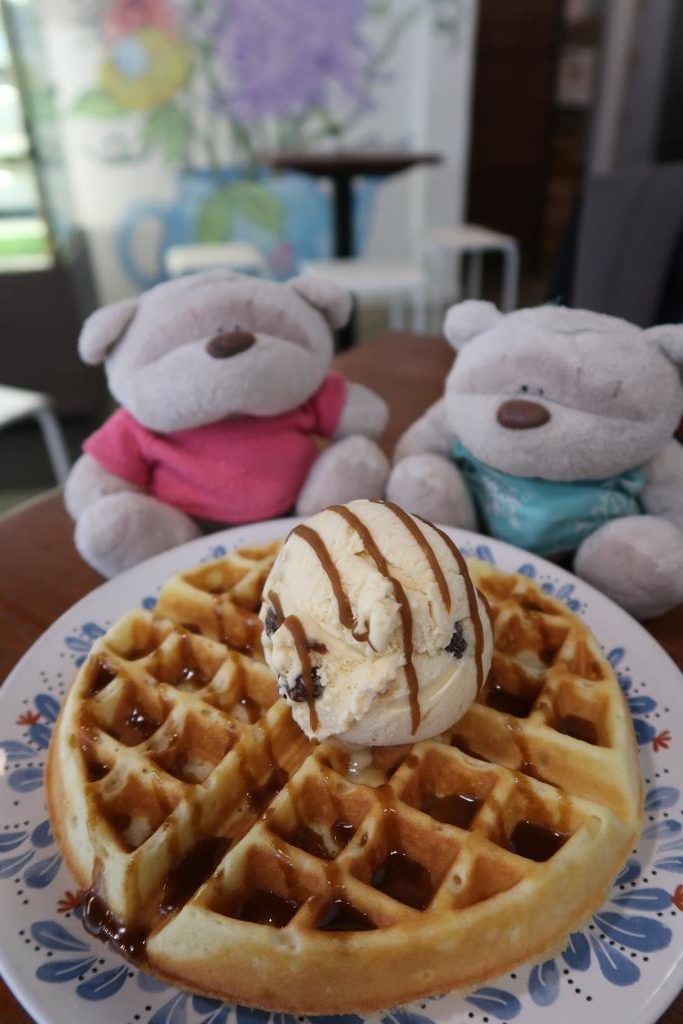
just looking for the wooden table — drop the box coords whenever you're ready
[1,333,682,1024]
[257,151,442,260]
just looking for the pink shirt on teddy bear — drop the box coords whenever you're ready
[84,373,346,523]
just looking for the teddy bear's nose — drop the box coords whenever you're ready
[497,398,551,429]
[205,329,256,359]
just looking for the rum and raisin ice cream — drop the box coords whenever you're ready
[260,499,493,745]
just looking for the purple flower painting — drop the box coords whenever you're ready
[216,0,374,123]
[67,0,463,287]
[73,0,441,164]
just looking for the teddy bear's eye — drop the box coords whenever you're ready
[519,384,545,397]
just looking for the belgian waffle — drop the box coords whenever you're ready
[46,543,642,1013]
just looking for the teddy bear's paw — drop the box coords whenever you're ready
[64,453,144,520]
[387,453,477,528]
[296,436,390,517]
[574,515,683,620]
[75,493,201,578]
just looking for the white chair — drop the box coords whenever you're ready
[425,224,520,312]
[164,242,266,279]
[0,384,71,485]
[302,224,520,336]
[300,259,430,332]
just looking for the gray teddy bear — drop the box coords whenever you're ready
[65,270,390,577]
[388,301,683,619]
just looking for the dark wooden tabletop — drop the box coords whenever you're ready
[256,150,442,177]
[1,332,681,1024]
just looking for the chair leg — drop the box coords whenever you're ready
[431,297,448,333]
[389,293,405,330]
[501,243,520,312]
[34,407,71,484]
[466,251,484,299]
[411,289,428,333]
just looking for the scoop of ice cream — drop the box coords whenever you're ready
[259,499,493,745]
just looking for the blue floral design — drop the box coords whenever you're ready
[465,987,522,1019]
[0,692,59,793]
[2,548,681,1022]
[459,542,495,564]
[521,784,680,1007]
[514,560,583,612]
[199,543,229,564]
[0,816,61,889]
[607,647,660,746]
[31,919,129,1001]
[64,622,106,666]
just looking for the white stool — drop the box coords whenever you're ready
[426,224,520,312]
[300,259,429,332]
[164,242,266,279]
[0,384,71,485]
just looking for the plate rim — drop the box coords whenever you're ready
[1,518,682,1024]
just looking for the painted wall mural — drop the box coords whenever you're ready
[37,0,477,301]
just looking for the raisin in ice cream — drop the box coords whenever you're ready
[260,500,493,745]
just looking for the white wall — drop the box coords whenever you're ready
[39,0,478,303]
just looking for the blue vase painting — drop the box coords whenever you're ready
[64,0,459,290]
[116,168,331,287]
[116,167,381,287]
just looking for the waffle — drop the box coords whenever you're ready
[46,543,642,1013]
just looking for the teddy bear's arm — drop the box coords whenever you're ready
[393,398,454,463]
[333,381,389,441]
[64,453,144,521]
[641,440,683,530]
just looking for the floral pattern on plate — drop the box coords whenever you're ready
[1,520,682,1024]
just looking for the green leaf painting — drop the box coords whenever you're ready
[67,0,450,168]
[196,186,232,243]
[144,102,191,164]
[196,182,285,244]
[229,182,284,236]
[72,87,127,118]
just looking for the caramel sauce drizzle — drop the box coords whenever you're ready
[82,888,147,964]
[176,632,208,688]
[330,504,421,735]
[212,604,229,646]
[268,590,285,629]
[291,524,371,643]
[282,613,319,733]
[274,506,484,738]
[422,520,486,694]
[373,500,451,612]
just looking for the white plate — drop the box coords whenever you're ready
[1,520,682,1024]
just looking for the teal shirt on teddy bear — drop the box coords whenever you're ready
[452,440,645,556]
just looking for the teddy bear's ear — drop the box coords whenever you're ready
[443,300,503,349]
[78,296,139,365]
[645,324,683,376]
[288,275,352,330]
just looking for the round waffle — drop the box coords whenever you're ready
[46,540,642,1013]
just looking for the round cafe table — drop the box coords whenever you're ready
[257,151,442,261]
[1,332,682,1024]
[257,151,442,349]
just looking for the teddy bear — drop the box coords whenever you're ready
[65,269,390,578]
[387,300,683,620]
